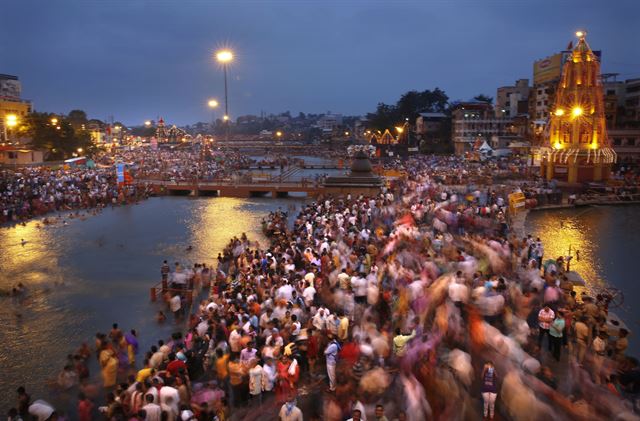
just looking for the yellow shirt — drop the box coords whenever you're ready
[338,317,349,341]
[135,367,153,383]
[216,354,229,380]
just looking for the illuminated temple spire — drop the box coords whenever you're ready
[541,31,616,183]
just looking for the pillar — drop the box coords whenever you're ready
[545,160,554,180]
[593,163,603,181]
[568,161,577,184]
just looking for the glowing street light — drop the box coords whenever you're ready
[208,99,219,108]
[6,114,17,127]
[216,50,233,63]
[51,117,58,125]
[276,131,283,138]
[215,49,234,141]
[144,120,151,127]
[395,126,404,134]
[554,109,565,116]
[223,115,229,121]
[77,148,83,154]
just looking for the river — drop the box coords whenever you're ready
[0,196,302,410]
[526,205,640,354]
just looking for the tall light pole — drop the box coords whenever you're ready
[216,49,233,141]
[207,99,219,131]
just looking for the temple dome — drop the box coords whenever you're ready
[350,151,373,175]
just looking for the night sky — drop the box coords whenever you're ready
[2,0,639,126]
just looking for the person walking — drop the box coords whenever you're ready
[549,311,565,361]
[481,361,498,420]
[324,334,340,392]
[537,305,555,352]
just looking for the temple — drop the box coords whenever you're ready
[323,150,384,196]
[540,31,616,183]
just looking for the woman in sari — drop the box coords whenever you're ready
[99,343,118,388]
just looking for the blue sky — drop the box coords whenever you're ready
[2,0,639,125]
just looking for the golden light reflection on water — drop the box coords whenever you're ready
[526,208,606,291]
[0,220,62,288]
[190,198,273,259]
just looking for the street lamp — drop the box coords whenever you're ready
[77,148,83,154]
[208,99,219,129]
[51,117,58,125]
[216,49,233,141]
[4,114,18,142]
[144,120,151,127]
[276,131,283,139]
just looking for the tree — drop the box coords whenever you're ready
[67,109,88,129]
[473,94,494,104]
[22,112,94,160]
[367,88,450,131]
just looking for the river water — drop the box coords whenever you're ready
[526,205,640,354]
[0,196,302,410]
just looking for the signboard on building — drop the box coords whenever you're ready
[533,53,564,85]
[534,50,602,85]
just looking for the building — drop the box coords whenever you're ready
[609,128,640,164]
[1,74,32,143]
[416,112,448,138]
[451,102,516,155]
[317,113,343,131]
[540,32,615,183]
[495,79,530,118]
[0,146,44,165]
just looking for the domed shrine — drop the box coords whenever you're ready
[323,150,384,196]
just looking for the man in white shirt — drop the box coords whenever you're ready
[262,358,277,393]
[142,394,162,421]
[302,282,316,307]
[159,378,180,416]
[351,274,367,304]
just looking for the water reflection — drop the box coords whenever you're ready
[527,205,640,353]
[526,207,604,289]
[0,196,302,409]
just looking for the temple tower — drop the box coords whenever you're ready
[540,31,616,183]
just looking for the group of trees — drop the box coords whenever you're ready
[366,88,450,131]
[365,89,494,154]
[17,110,97,160]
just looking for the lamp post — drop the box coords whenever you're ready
[207,99,219,131]
[216,49,233,142]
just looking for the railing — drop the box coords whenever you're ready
[149,280,194,303]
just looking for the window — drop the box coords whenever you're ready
[607,90,615,95]
[628,138,637,147]
[613,138,622,146]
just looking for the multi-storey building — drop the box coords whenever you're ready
[0,74,32,143]
[495,79,530,118]
[451,102,516,155]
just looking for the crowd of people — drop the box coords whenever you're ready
[0,167,148,224]
[0,147,256,224]
[6,155,640,420]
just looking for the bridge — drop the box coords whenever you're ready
[139,179,325,198]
